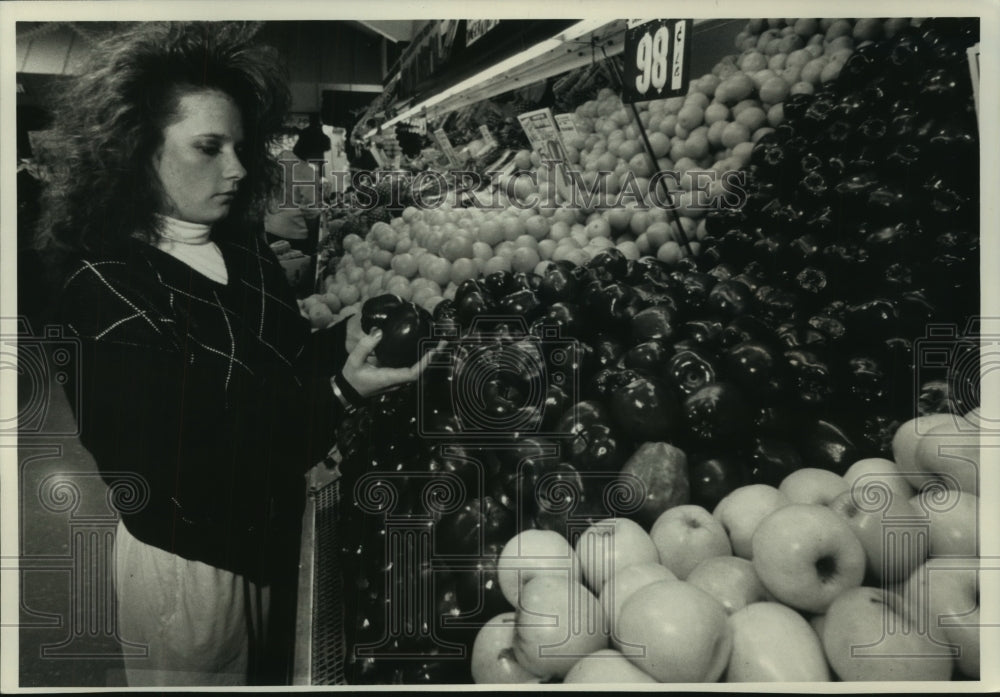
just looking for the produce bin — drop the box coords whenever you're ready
[297,16,983,686]
[293,465,346,686]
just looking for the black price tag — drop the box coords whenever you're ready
[622,19,693,104]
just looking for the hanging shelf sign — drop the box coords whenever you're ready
[433,128,459,166]
[554,113,581,143]
[517,107,566,153]
[622,18,693,103]
[466,19,501,47]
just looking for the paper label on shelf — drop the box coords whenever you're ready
[517,108,567,153]
[554,113,581,141]
[517,108,572,203]
[433,128,459,165]
[466,19,500,47]
[622,18,693,103]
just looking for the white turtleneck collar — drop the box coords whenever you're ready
[153,215,229,285]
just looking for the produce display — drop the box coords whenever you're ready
[309,16,882,325]
[309,17,980,685]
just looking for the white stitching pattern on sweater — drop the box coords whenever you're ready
[213,290,236,392]
[63,260,127,287]
[75,261,163,335]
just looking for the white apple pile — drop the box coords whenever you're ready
[473,411,982,682]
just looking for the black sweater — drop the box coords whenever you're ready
[58,233,347,582]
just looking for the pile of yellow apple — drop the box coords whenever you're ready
[472,411,982,683]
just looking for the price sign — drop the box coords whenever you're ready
[622,19,692,103]
[517,108,572,201]
[466,19,500,47]
[517,108,567,153]
[433,128,459,166]
[554,113,581,142]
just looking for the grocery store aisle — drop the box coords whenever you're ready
[16,374,127,688]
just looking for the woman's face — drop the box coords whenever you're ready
[153,89,247,225]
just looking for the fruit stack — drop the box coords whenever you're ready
[331,250,979,683]
[474,410,981,683]
[323,17,980,685]
[308,17,882,320]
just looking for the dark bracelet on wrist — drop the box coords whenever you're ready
[334,370,365,409]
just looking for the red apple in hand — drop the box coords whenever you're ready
[902,557,980,679]
[471,612,543,684]
[829,488,925,585]
[498,529,581,607]
[751,504,866,613]
[821,586,955,681]
[650,504,732,579]
[616,580,732,682]
[512,575,608,679]
[575,517,658,594]
[563,648,657,683]
[726,601,831,682]
[713,484,790,559]
[778,467,848,506]
[686,555,770,615]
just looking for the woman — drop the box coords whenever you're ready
[36,22,425,686]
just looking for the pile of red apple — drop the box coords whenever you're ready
[474,410,980,683]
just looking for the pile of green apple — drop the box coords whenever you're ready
[473,411,980,683]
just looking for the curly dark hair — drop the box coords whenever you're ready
[36,21,291,266]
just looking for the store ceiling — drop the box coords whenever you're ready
[15,22,109,75]
[353,20,414,43]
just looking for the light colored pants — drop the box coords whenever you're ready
[113,520,270,686]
